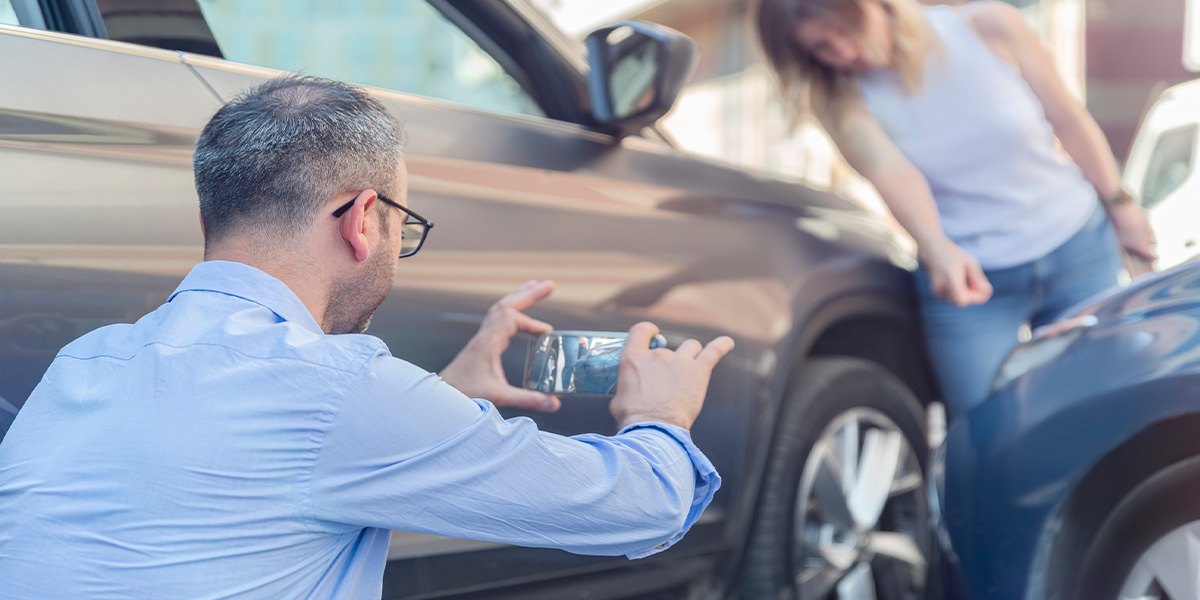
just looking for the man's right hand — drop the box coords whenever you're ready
[609,322,735,431]
[919,239,993,307]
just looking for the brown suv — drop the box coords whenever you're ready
[0,1,935,598]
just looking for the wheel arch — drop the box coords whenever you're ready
[806,311,938,405]
[1040,413,1200,600]
[776,288,939,410]
[722,287,939,593]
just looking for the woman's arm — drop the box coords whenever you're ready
[965,1,1156,261]
[824,104,992,306]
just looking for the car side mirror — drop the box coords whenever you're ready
[585,21,698,140]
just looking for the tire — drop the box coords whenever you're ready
[740,358,931,600]
[1072,455,1200,600]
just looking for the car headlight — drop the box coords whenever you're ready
[991,314,1099,392]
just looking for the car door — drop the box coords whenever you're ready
[0,16,219,434]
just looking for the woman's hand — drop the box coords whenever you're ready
[919,240,994,307]
[1107,201,1157,264]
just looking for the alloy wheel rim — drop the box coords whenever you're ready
[1118,519,1200,600]
[792,408,927,600]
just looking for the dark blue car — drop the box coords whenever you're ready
[933,260,1200,600]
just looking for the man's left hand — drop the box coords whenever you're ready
[440,280,561,412]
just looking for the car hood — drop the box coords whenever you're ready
[1058,259,1200,324]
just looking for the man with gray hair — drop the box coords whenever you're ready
[0,75,734,598]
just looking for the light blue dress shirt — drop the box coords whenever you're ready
[0,261,720,599]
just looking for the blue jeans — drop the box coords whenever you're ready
[914,204,1123,419]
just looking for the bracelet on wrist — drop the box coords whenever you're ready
[1101,188,1133,208]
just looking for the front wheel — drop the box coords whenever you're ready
[740,358,931,600]
[1073,455,1200,600]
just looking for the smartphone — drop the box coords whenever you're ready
[523,330,667,396]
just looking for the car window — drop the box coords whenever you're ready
[94,0,223,56]
[1141,124,1197,209]
[193,0,544,118]
[0,0,18,26]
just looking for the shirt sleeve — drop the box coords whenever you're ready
[308,350,722,559]
[612,422,721,558]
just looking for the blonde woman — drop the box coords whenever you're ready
[757,0,1157,417]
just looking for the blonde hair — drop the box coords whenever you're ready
[756,0,940,130]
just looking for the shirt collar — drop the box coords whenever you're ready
[168,260,324,334]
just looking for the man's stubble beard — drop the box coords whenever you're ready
[324,248,395,335]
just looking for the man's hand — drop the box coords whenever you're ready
[440,280,561,412]
[609,322,735,431]
[1107,201,1157,266]
[919,239,993,307]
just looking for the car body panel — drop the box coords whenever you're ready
[0,25,217,429]
[935,263,1200,599]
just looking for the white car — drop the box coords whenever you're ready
[1123,78,1200,268]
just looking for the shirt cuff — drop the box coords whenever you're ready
[616,422,721,559]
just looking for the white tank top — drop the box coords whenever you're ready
[857,5,1097,269]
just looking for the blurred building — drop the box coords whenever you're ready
[1087,0,1194,160]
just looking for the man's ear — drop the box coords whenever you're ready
[338,190,379,263]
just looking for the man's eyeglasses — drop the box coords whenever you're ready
[332,194,434,259]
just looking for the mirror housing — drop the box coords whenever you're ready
[585,21,698,140]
